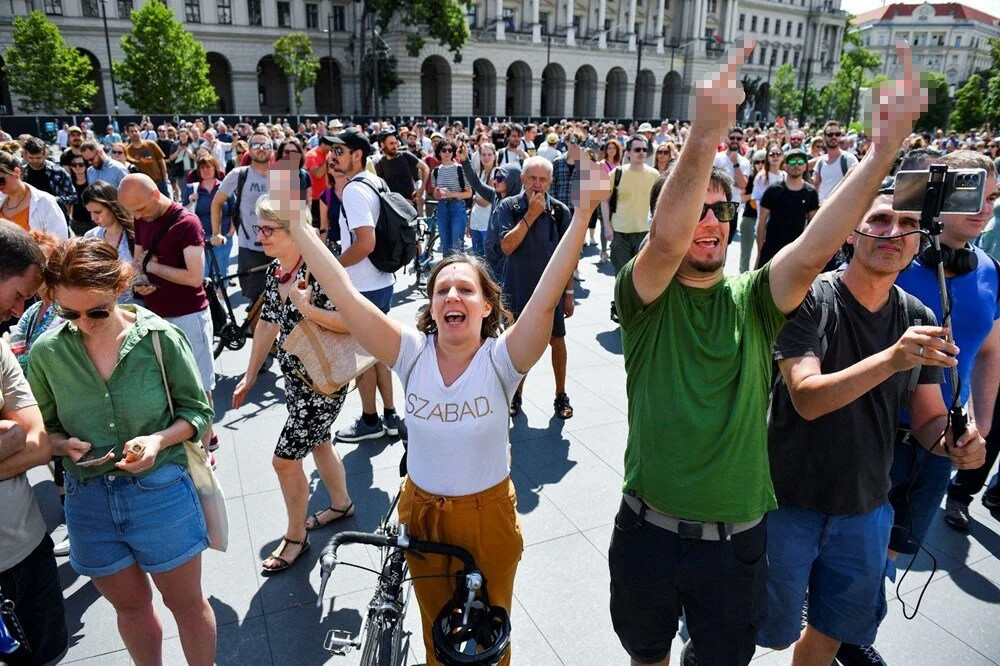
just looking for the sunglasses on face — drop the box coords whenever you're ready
[494,174,505,182]
[111,150,125,155]
[729,135,743,141]
[826,131,842,138]
[57,303,114,320]
[700,201,739,223]
[70,161,86,167]
[769,152,783,157]
[632,147,648,153]
[440,147,454,153]
[249,141,272,150]
[657,150,669,155]
[252,224,281,238]
[786,157,807,166]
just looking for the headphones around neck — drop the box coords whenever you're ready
[918,241,979,276]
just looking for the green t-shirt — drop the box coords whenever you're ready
[615,259,789,522]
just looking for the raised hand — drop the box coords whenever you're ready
[269,165,307,229]
[690,40,756,133]
[570,144,611,212]
[869,41,928,149]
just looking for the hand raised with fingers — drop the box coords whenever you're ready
[869,41,929,149]
[691,40,756,133]
[269,166,308,230]
[570,144,611,212]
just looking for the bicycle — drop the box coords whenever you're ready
[411,214,439,289]
[204,241,270,359]
[316,492,511,666]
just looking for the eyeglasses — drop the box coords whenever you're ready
[439,147,454,153]
[785,157,807,166]
[768,151,783,157]
[252,224,281,238]
[632,147,648,153]
[700,201,739,223]
[249,141,273,150]
[825,131,842,138]
[56,303,114,320]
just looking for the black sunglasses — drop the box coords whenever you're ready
[768,152,783,157]
[700,201,739,222]
[70,161,86,167]
[729,135,744,141]
[439,147,454,153]
[826,131,842,138]
[252,224,280,238]
[57,304,114,320]
[632,146,648,153]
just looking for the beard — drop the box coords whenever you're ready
[684,248,727,274]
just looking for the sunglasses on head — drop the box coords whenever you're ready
[57,303,114,321]
[252,224,280,238]
[786,157,807,166]
[700,201,739,223]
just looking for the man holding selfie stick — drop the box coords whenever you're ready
[608,41,932,666]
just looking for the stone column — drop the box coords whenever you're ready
[496,78,508,117]
[656,0,665,53]
[532,0,541,42]
[598,0,607,48]
[628,0,637,50]
[453,72,475,116]
[496,0,506,39]
[566,0,576,46]
[531,76,543,116]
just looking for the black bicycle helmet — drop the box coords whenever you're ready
[431,589,511,665]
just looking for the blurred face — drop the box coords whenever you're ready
[941,173,998,244]
[682,187,730,274]
[53,286,119,337]
[849,196,921,275]
[521,165,551,194]
[24,152,46,170]
[85,201,116,228]
[430,262,492,343]
[479,145,495,165]
[0,265,43,322]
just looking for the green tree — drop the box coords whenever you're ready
[113,1,217,113]
[3,10,97,113]
[949,74,986,131]
[914,71,951,131]
[985,72,1000,128]
[273,34,320,116]
[770,64,798,118]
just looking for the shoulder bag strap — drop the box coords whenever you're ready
[150,330,175,419]
[894,285,925,393]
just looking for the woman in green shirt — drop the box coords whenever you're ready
[27,237,217,665]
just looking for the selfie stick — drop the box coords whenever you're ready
[920,165,967,442]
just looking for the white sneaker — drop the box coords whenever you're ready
[53,535,71,557]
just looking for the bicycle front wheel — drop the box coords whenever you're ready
[359,614,398,666]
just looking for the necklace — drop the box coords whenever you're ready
[275,256,303,284]
[3,184,28,210]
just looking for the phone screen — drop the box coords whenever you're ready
[76,449,114,468]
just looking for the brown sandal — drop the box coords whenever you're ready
[305,502,355,530]
[261,536,310,574]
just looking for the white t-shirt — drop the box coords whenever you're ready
[713,151,752,203]
[219,166,269,251]
[815,151,859,203]
[392,328,524,497]
[339,171,394,292]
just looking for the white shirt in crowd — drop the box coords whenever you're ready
[712,151,752,203]
[815,151,860,203]
[391,328,525,497]
[0,185,69,239]
[339,171,394,292]
[537,144,561,163]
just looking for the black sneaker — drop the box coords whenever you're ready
[610,301,619,324]
[944,498,971,532]
[836,643,887,666]
[982,491,1000,512]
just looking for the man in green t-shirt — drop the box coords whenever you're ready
[607,41,930,666]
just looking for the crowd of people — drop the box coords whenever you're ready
[1,38,1000,666]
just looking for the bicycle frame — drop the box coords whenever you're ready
[204,242,269,358]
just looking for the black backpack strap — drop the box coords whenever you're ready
[813,274,839,360]
[990,254,1000,305]
[457,163,466,191]
[608,167,624,217]
[232,166,250,238]
[894,285,926,393]
[839,154,848,176]
[142,207,180,273]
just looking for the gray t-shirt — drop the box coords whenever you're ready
[0,340,45,573]
[219,166,269,251]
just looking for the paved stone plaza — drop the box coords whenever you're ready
[27,239,1000,665]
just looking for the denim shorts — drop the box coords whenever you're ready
[360,284,393,314]
[888,434,953,554]
[757,503,895,648]
[63,463,209,578]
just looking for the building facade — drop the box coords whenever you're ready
[1,0,846,120]
[853,2,999,91]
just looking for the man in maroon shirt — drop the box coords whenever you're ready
[119,174,218,456]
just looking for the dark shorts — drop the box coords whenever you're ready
[888,432,953,554]
[360,284,394,315]
[0,535,68,665]
[512,302,566,338]
[237,247,270,307]
[608,497,767,665]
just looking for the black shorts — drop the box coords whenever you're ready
[608,497,767,665]
[237,247,270,306]
[512,302,565,338]
[0,534,68,665]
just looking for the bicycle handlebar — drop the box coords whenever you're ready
[315,530,478,607]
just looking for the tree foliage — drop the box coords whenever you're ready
[273,34,320,116]
[371,0,472,62]
[770,64,798,119]
[113,1,217,113]
[3,10,97,113]
[986,73,1000,129]
[948,74,986,132]
[814,29,882,125]
[915,72,951,132]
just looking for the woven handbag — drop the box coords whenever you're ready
[281,271,375,396]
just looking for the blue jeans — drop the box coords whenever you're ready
[888,435,954,554]
[204,234,233,277]
[470,228,488,257]
[757,504,894,648]
[436,199,468,256]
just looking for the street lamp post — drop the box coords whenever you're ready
[763,52,775,123]
[633,35,645,120]
[99,0,119,114]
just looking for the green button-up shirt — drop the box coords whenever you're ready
[27,305,213,482]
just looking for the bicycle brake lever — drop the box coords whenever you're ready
[316,570,330,608]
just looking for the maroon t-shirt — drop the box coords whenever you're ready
[135,201,208,318]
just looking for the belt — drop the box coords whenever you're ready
[622,493,762,542]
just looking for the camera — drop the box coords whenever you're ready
[892,168,988,216]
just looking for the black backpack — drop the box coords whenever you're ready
[607,167,625,220]
[346,176,419,274]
